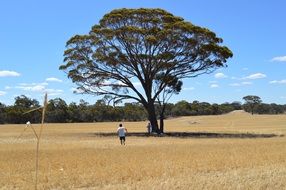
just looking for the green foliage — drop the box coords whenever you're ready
[5,95,41,124]
[243,95,262,114]
[123,103,147,121]
[46,98,69,123]
[0,103,7,124]
[171,101,237,116]
[243,95,262,104]
[172,100,192,116]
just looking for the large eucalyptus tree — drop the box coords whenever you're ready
[60,8,233,133]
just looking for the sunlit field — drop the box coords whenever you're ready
[1,111,286,189]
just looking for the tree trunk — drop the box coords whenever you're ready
[159,113,164,133]
[147,103,159,133]
[159,104,166,133]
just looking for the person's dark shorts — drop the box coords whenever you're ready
[119,136,125,141]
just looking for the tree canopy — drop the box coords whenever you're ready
[243,95,262,115]
[60,8,233,133]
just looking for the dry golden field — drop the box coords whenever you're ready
[1,111,286,190]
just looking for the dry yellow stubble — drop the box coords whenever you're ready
[0,111,286,189]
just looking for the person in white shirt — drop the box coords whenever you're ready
[117,123,127,145]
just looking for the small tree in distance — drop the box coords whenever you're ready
[243,95,262,115]
[60,8,233,133]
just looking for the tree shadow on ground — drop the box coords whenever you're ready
[94,132,283,139]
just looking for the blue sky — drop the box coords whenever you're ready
[1,0,286,105]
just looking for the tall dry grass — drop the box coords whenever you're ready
[0,111,286,189]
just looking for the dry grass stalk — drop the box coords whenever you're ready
[22,93,48,190]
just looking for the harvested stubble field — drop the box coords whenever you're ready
[0,111,286,190]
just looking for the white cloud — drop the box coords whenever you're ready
[271,56,286,62]
[16,84,45,92]
[269,80,286,84]
[46,77,63,82]
[183,87,195,91]
[210,84,219,88]
[0,70,20,77]
[241,81,253,85]
[229,83,241,87]
[16,83,48,92]
[243,73,266,80]
[5,86,12,90]
[32,85,46,92]
[242,68,249,71]
[19,82,48,86]
[229,81,252,87]
[16,82,63,96]
[214,72,227,79]
[0,91,6,96]
[46,89,64,96]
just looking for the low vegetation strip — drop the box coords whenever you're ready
[94,132,282,138]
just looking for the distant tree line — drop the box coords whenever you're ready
[0,95,285,124]
[242,95,286,115]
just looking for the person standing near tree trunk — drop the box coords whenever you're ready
[146,122,152,134]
